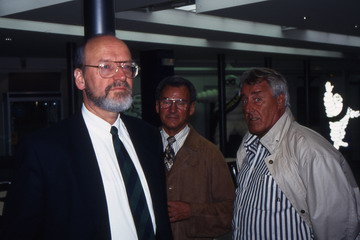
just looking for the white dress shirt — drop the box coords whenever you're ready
[82,105,155,239]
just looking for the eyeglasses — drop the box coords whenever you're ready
[159,98,190,110]
[84,61,139,78]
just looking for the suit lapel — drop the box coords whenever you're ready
[174,127,199,167]
[68,113,111,239]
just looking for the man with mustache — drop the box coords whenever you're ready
[155,75,235,240]
[2,35,172,240]
[232,67,360,240]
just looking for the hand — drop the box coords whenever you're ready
[167,201,192,223]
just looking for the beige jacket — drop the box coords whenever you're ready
[166,126,235,240]
[236,108,360,240]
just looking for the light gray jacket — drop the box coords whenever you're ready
[236,108,360,240]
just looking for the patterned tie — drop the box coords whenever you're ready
[110,126,155,240]
[164,136,176,171]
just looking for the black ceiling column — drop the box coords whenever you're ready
[67,0,115,115]
[83,0,116,39]
[140,50,175,127]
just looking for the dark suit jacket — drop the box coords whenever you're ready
[2,113,172,240]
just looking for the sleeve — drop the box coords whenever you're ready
[304,150,360,240]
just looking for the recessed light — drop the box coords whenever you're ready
[303,16,307,20]
[5,37,12,41]
[355,25,358,28]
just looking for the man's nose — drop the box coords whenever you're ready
[242,101,252,113]
[169,101,177,112]
[113,66,127,81]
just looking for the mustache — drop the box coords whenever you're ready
[105,81,132,95]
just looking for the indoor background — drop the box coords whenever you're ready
[0,0,359,210]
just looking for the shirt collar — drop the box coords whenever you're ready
[160,125,190,140]
[260,108,293,153]
[81,103,121,133]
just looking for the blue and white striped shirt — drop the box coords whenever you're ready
[232,134,313,240]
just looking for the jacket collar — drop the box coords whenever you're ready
[172,125,201,167]
[260,108,294,153]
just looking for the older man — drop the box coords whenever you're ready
[2,35,172,240]
[155,75,235,240]
[232,67,360,240]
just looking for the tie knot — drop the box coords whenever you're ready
[110,126,118,135]
[167,136,176,145]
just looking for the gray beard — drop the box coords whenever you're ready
[85,81,133,113]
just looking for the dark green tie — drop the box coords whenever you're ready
[110,126,155,240]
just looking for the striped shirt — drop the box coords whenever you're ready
[232,134,314,240]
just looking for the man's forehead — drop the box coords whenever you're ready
[241,81,268,94]
[85,36,128,52]
[84,42,131,62]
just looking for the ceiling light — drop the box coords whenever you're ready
[5,37,12,41]
[176,4,196,12]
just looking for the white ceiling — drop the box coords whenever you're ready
[0,0,360,61]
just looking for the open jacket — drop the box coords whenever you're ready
[166,126,235,240]
[236,108,360,240]
[2,113,172,240]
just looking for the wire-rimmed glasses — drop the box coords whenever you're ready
[84,61,139,78]
[159,98,190,110]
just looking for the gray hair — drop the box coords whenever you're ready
[239,67,290,107]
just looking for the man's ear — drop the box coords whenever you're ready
[277,93,286,107]
[74,68,85,90]
[189,102,196,116]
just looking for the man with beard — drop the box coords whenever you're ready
[2,35,172,240]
